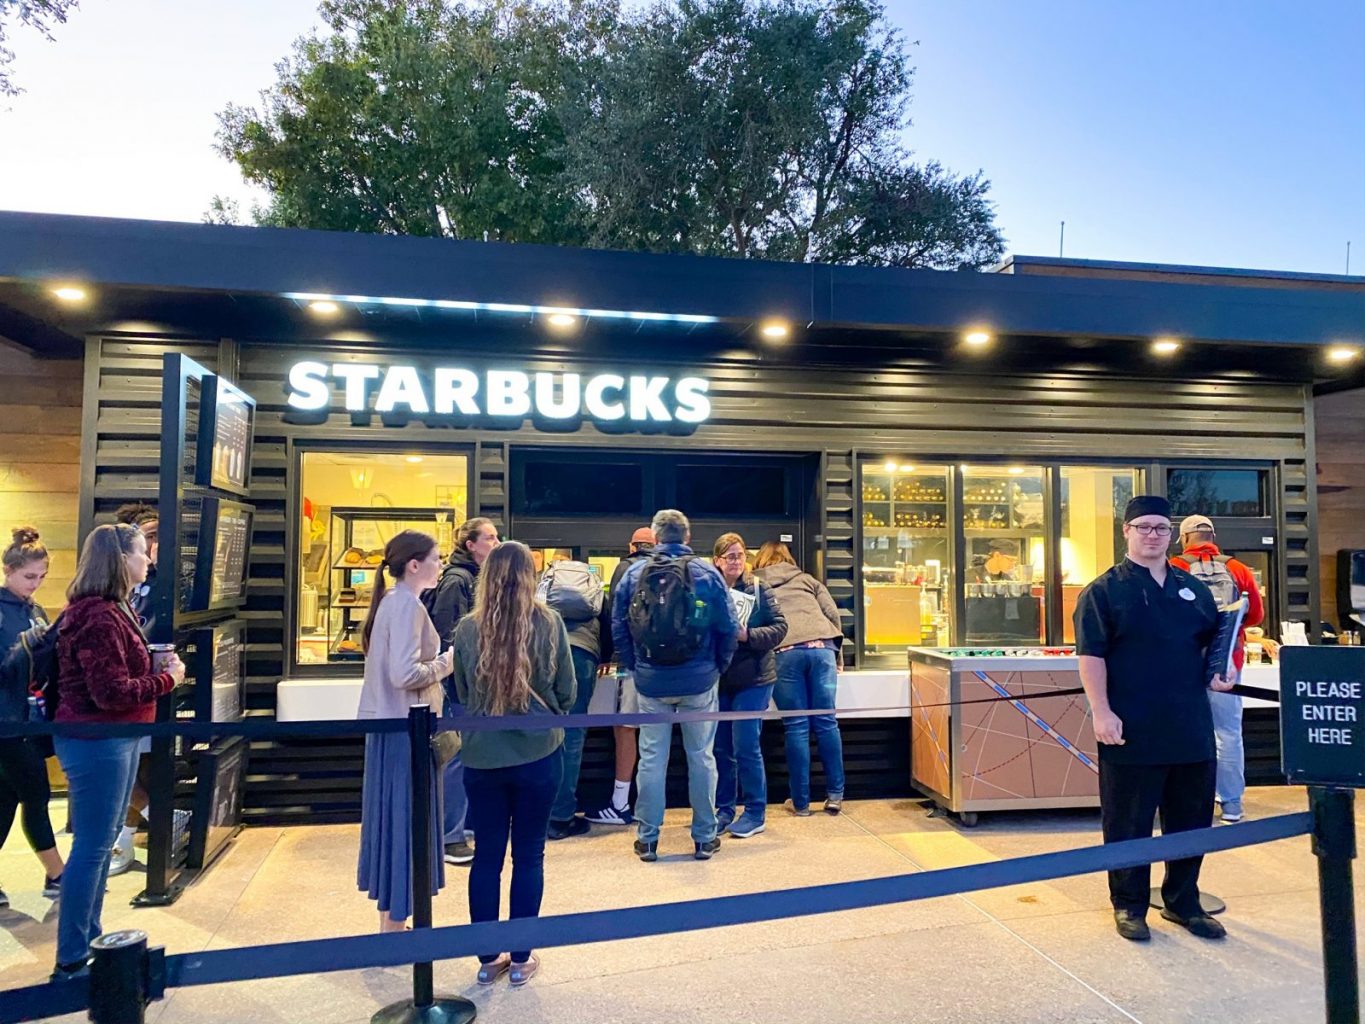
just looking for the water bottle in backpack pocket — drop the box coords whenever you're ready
[627,555,708,665]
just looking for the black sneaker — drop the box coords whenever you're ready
[42,875,61,898]
[443,841,474,865]
[1113,910,1150,941]
[51,959,90,982]
[633,840,658,862]
[1160,907,1227,940]
[584,803,634,826]
[547,816,591,841]
[694,838,721,860]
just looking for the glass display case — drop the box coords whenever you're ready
[861,461,952,653]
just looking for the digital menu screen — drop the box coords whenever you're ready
[196,376,255,497]
[192,621,246,722]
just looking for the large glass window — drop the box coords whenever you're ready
[860,461,952,653]
[1167,468,1266,518]
[1060,466,1140,642]
[962,466,1046,646]
[296,451,470,669]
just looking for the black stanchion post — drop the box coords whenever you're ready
[372,707,476,1024]
[1311,786,1359,1024]
[89,929,161,1024]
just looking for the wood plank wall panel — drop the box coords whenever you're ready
[85,336,1314,823]
[1315,389,1365,626]
[0,343,83,607]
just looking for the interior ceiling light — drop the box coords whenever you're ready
[1008,466,1026,475]
[283,292,717,324]
[760,320,791,340]
[1151,337,1181,356]
[51,285,87,303]
[1327,345,1362,365]
[546,312,578,329]
[308,300,340,316]
[882,460,897,472]
[898,464,916,473]
[405,455,424,464]
[963,329,992,348]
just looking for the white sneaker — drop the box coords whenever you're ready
[108,831,136,876]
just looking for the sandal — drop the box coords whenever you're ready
[477,954,511,985]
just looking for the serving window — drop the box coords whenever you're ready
[294,449,470,670]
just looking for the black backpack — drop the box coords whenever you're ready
[11,615,62,722]
[627,555,708,666]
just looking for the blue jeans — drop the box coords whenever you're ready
[441,700,468,844]
[550,647,598,822]
[53,736,141,966]
[773,647,845,808]
[464,751,561,964]
[635,687,719,845]
[715,684,773,822]
[1208,690,1244,809]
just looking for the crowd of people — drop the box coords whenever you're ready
[353,506,847,984]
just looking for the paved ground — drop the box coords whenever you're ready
[0,785,1354,1023]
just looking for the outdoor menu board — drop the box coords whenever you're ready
[188,497,255,612]
[186,738,246,870]
[195,375,255,497]
[191,620,247,723]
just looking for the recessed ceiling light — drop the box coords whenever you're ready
[898,464,916,473]
[1008,466,1025,475]
[963,330,992,348]
[546,312,578,329]
[51,285,86,303]
[405,455,424,464]
[308,300,340,316]
[1327,345,1362,365]
[760,320,790,341]
[882,460,897,472]
[1151,338,1181,356]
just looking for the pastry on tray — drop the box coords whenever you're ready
[342,547,364,565]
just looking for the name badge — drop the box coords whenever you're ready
[1178,588,1196,601]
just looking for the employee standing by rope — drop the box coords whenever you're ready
[1073,494,1233,943]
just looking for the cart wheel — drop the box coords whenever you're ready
[959,811,979,828]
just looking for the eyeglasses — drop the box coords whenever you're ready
[720,553,746,563]
[1128,523,1173,537]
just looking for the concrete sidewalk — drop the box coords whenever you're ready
[0,785,1354,1023]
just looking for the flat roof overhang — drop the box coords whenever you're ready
[0,211,1362,389]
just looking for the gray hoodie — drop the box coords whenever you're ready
[753,563,844,649]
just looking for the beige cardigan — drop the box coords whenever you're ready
[357,585,451,719]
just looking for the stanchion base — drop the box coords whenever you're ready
[1148,888,1226,916]
[371,997,477,1024]
[130,884,185,908]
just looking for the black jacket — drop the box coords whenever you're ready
[599,545,653,667]
[719,576,787,690]
[0,587,48,722]
[424,549,480,651]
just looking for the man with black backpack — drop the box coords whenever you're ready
[612,509,739,862]
[1171,514,1264,824]
[539,553,604,840]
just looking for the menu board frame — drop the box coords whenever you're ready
[186,737,246,870]
[189,497,255,612]
[195,374,256,497]
[190,620,247,723]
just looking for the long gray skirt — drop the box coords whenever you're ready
[357,732,445,923]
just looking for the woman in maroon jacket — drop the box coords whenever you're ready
[51,524,183,980]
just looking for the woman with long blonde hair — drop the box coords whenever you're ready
[449,541,574,988]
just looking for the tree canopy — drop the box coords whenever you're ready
[0,0,81,97]
[216,0,1005,269]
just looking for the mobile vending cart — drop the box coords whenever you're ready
[908,647,1099,825]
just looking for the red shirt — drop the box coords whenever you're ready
[1171,542,1265,671]
[56,596,175,724]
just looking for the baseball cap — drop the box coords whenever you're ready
[1179,514,1215,534]
[630,527,656,545]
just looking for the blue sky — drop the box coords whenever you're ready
[0,0,1361,274]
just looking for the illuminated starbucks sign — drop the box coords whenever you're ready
[285,361,711,424]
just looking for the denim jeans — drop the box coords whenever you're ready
[715,684,773,822]
[464,751,562,964]
[441,700,468,844]
[773,647,845,808]
[550,646,598,822]
[1208,690,1245,809]
[53,736,141,966]
[635,687,719,845]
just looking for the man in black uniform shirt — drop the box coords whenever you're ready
[1074,495,1234,942]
